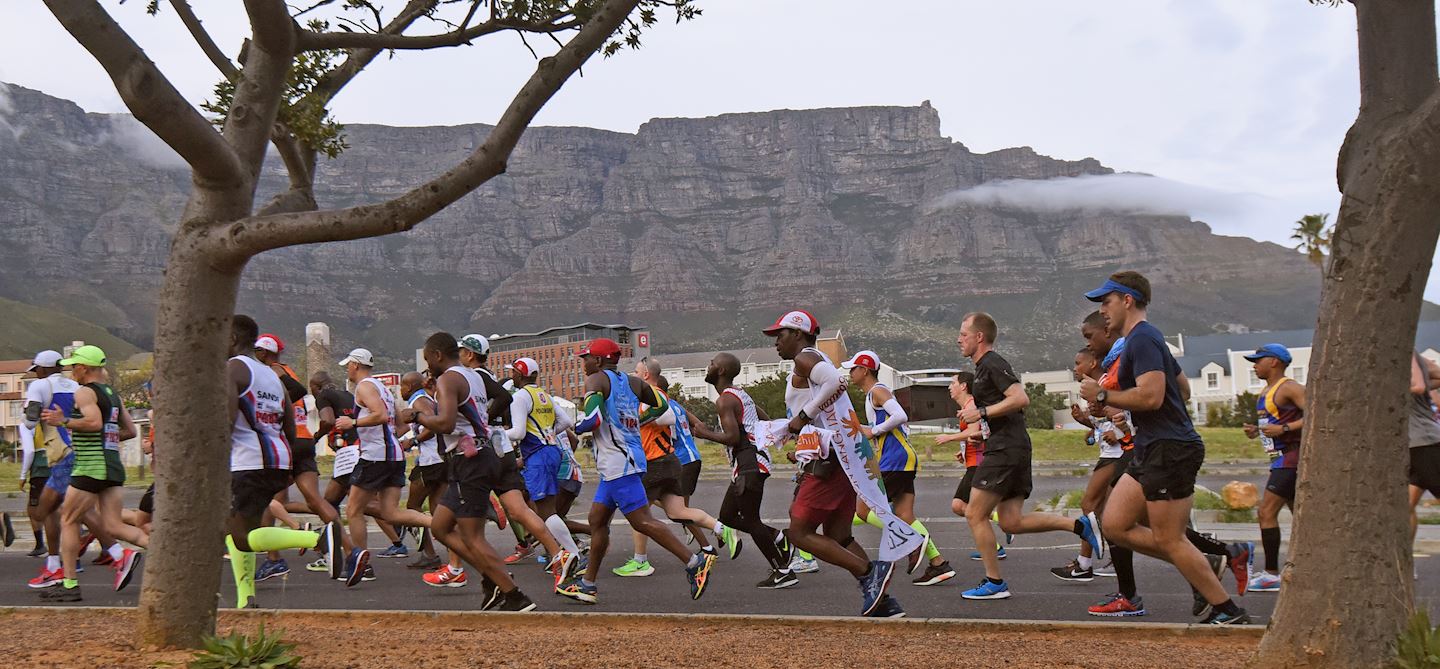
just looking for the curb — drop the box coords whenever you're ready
[0,605,1267,637]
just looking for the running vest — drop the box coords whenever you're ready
[71,382,125,482]
[355,376,402,462]
[722,386,771,476]
[440,364,490,453]
[1411,355,1440,448]
[671,403,700,466]
[593,369,646,481]
[405,388,443,467]
[277,363,312,439]
[640,387,674,461]
[30,374,77,463]
[516,385,559,457]
[785,347,862,460]
[867,383,916,472]
[230,355,293,472]
[476,367,514,454]
[1257,378,1302,468]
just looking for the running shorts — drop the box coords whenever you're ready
[332,473,352,491]
[642,453,683,501]
[558,478,583,496]
[953,465,978,503]
[1095,452,1132,488]
[45,452,74,494]
[351,459,406,492]
[139,483,156,514]
[70,476,122,494]
[27,477,47,507]
[1410,443,1440,497]
[880,470,916,503]
[789,470,857,526]
[971,459,1033,501]
[1125,439,1204,501]
[440,449,500,518]
[491,451,526,495]
[1266,467,1297,501]
[594,472,648,514]
[679,460,703,498]
[231,469,291,519]
[290,437,319,475]
[520,445,561,501]
[408,461,449,489]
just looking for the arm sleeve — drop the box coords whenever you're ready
[801,360,842,418]
[279,374,307,405]
[575,392,604,433]
[506,390,532,442]
[18,424,34,480]
[873,397,908,434]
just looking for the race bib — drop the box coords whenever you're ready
[1258,417,1277,452]
[332,446,360,477]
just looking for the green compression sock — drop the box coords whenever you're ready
[910,519,941,561]
[246,527,319,552]
[226,536,256,608]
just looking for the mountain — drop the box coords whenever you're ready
[0,82,1353,370]
[0,296,140,361]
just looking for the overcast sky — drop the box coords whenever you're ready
[3,1,1438,299]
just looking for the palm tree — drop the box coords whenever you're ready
[1292,213,1332,268]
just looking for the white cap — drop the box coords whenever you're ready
[762,310,820,336]
[459,333,490,355]
[841,350,881,371]
[254,335,282,354]
[338,348,374,367]
[512,357,539,376]
[28,350,62,371]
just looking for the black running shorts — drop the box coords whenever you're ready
[970,460,1033,502]
[70,475,122,494]
[290,437,319,475]
[1410,443,1440,497]
[679,460,703,498]
[441,450,500,518]
[642,453,683,501]
[953,466,978,504]
[1125,439,1204,501]
[491,451,526,495]
[1094,451,1133,488]
[351,459,406,492]
[409,461,448,489]
[139,483,156,515]
[231,469,291,519]
[1265,467,1297,501]
[881,470,917,503]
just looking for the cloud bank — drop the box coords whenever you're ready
[926,173,1268,219]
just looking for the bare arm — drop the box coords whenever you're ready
[117,401,138,442]
[351,381,389,428]
[691,393,740,447]
[418,371,464,435]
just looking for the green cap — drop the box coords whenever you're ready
[60,345,107,368]
[459,334,490,355]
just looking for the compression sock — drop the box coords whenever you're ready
[1111,544,1137,600]
[1185,527,1229,556]
[246,527,320,552]
[226,536,256,607]
[546,515,581,555]
[908,519,941,561]
[797,548,814,560]
[853,514,866,526]
[1261,526,1282,573]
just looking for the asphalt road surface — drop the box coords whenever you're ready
[2,473,1435,623]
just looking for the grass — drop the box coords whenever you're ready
[0,461,152,489]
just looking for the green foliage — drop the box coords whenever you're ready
[201,48,348,159]
[1023,382,1067,430]
[742,372,788,422]
[1234,391,1259,425]
[669,386,717,426]
[1204,393,1259,428]
[189,625,301,669]
[1291,212,1332,268]
[1395,610,1440,669]
[114,357,154,410]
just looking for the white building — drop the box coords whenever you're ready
[653,331,913,402]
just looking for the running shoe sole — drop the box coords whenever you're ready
[1088,608,1147,617]
[114,551,141,592]
[912,571,955,586]
[615,564,655,577]
[324,522,343,580]
[1,513,14,547]
[1230,543,1252,596]
[345,550,370,587]
[690,553,717,600]
[558,588,597,604]
[961,589,1011,600]
[757,574,799,589]
[27,573,63,589]
[1084,511,1105,560]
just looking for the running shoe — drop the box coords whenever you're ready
[991,511,1013,545]
[361,565,376,582]
[27,568,63,589]
[423,566,467,588]
[1094,559,1116,577]
[1228,541,1253,596]
[961,578,1010,600]
[776,532,796,565]
[0,512,13,547]
[27,544,48,558]
[613,558,654,577]
[790,555,820,574]
[865,594,906,618]
[489,493,508,530]
[504,542,538,565]
[113,549,141,592]
[1050,559,1094,583]
[408,553,442,570]
[1201,608,1252,625]
[556,578,597,604]
[1194,553,1227,617]
[550,550,578,588]
[255,558,289,582]
[77,532,95,557]
[321,521,343,580]
[297,522,315,556]
[719,525,743,560]
[499,589,537,612]
[481,574,504,610]
[686,551,718,600]
[912,561,955,586]
[857,560,895,615]
[906,543,924,575]
[306,556,330,573]
[1078,512,1105,560]
[377,543,409,559]
[969,546,1007,561]
[341,548,370,587]
[1248,572,1281,592]
[1088,593,1147,617]
[39,585,81,602]
[93,553,115,566]
[756,569,799,589]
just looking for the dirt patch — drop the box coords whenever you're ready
[0,608,1260,668]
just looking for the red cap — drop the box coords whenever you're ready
[577,338,621,358]
[512,357,539,376]
[841,350,880,371]
[255,334,284,354]
[763,310,820,336]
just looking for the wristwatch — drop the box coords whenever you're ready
[796,409,811,424]
[1281,424,1290,433]
[979,406,989,420]
[1096,390,1109,405]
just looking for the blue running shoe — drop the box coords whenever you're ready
[968,546,1007,561]
[1078,512,1105,560]
[857,560,895,615]
[1201,607,1252,625]
[865,594,906,618]
[377,543,409,559]
[342,548,370,588]
[255,558,290,582]
[961,578,1011,600]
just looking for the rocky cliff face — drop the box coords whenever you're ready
[0,84,1325,369]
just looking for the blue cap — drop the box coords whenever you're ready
[1084,279,1145,303]
[1243,344,1292,365]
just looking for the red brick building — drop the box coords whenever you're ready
[486,323,651,402]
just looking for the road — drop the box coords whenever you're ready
[1,473,1435,623]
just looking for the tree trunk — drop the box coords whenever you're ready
[136,224,246,648]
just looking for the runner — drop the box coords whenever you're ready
[939,371,986,518]
[18,351,62,559]
[1079,272,1250,624]
[614,357,735,578]
[23,350,79,587]
[37,345,147,602]
[1407,354,1440,572]
[410,332,535,611]
[504,357,582,583]
[843,350,954,586]
[297,371,363,574]
[956,312,1104,601]
[1241,344,1304,593]
[337,347,431,586]
[663,376,709,547]
[400,372,447,570]
[554,424,591,541]
[766,310,915,617]
[555,337,717,604]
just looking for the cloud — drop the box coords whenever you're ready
[96,115,188,170]
[926,173,1271,221]
[0,81,26,142]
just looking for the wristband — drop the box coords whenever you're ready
[979,406,989,420]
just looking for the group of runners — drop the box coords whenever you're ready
[16,267,1440,622]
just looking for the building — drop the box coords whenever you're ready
[649,331,911,403]
[483,323,651,401]
[0,359,32,444]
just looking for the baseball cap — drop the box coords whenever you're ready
[60,345,107,368]
[254,333,284,354]
[841,350,881,371]
[338,348,374,367]
[763,310,820,336]
[1243,343,1292,365]
[512,357,540,376]
[459,333,490,356]
[576,338,621,358]
[1084,278,1146,303]
[28,350,62,371]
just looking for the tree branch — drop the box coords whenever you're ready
[222,0,296,180]
[222,0,642,257]
[42,0,246,188]
[1354,1,1438,121]
[296,11,580,51]
[307,0,436,108]
[168,0,239,80]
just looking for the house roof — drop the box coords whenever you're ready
[653,347,786,372]
[1175,321,1440,377]
[491,322,645,341]
[0,360,34,376]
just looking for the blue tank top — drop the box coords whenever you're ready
[671,404,700,465]
[594,369,646,481]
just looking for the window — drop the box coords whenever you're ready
[1293,366,1307,384]
[0,380,8,392]
[1248,370,1261,387]
[1206,372,1219,390]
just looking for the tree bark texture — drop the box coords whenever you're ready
[1252,3,1440,666]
